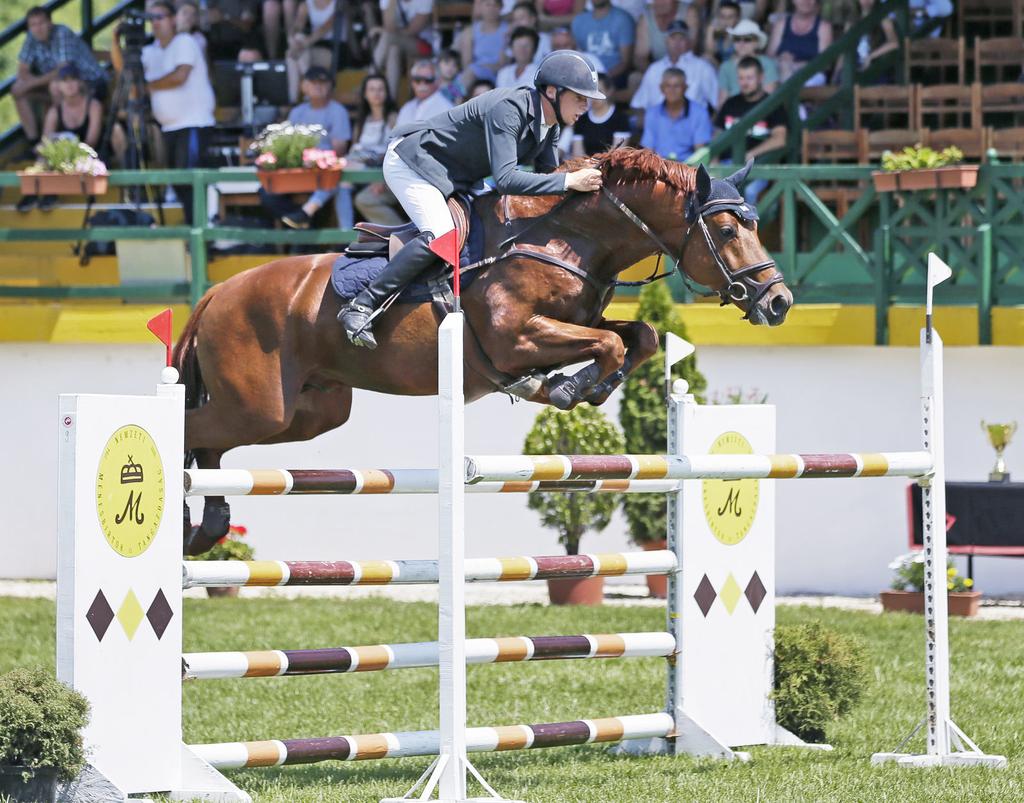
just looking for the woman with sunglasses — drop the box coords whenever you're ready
[716,19,777,108]
[337,50,606,349]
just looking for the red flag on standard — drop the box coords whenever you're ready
[147,309,173,366]
[429,229,461,298]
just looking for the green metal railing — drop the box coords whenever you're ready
[1,164,1022,344]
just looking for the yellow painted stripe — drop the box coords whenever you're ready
[249,469,289,495]
[634,455,670,479]
[591,717,626,743]
[355,561,395,584]
[351,734,391,760]
[594,554,627,577]
[600,479,630,491]
[242,651,284,677]
[492,725,531,750]
[528,456,570,481]
[497,557,535,581]
[768,455,801,478]
[592,634,626,657]
[500,481,535,493]
[492,637,531,662]
[359,470,395,493]
[243,561,286,586]
[858,453,890,477]
[244,741,283,767]
[353,646,392,671]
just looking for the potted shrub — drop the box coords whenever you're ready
[871,144,978,193]
[880,551,980,617]
[251,122,345,193]
[17,136,108,196]
[524,406,625,605]
[184,524,253,597]
[0,667,90,802]
[619,281,706,598]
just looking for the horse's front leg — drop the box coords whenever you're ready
[583,319,659,405]
[489,316,626,410]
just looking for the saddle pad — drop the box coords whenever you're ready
[331,202,486,302]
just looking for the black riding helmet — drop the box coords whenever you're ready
[534,50,605,126]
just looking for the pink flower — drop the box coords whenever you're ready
[255,153,277,167]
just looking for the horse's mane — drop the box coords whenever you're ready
[558,147,697,194]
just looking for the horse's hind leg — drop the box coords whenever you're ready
[184,448,232,556]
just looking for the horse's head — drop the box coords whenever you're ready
[681,162,793,326]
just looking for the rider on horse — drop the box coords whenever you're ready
[338,50,608,349]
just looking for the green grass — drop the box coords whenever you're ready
[3,596,1024,802]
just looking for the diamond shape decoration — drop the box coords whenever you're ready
[745,571,767,613]
[117,590,145,641]
[693,574,717,617]
[86,590,115,642]
[719,573,742,615]
[146,589,173,640]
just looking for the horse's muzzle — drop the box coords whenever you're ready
[749,286,793,327]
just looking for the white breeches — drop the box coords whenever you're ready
[382,137,456,238]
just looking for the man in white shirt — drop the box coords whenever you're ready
[630,20,718,121]
[114,0,214,221]
[395,59,454,127]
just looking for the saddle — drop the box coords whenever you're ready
[347,195,472,259]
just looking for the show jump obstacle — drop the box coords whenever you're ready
[56,255,1003,802]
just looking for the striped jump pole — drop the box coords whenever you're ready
[184,468,679,496]
[191,713,675,770]
[464,451,934,485]
[182,632,676,679]
[181,550,675,588]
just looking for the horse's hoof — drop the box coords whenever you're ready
[184,525,215,557]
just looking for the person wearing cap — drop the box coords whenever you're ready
[634,0,700,71]
[630,20,718,123]
[716,18,776,107]
[13,5,105,146]
[336,49,605,349]
[271,65,353,230]
[571,0,635,92]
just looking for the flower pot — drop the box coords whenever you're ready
[17,171,108,196]
[205,586,240,599]
[546,575,605,606]
[641,539,668,599]
[871,166,978,193]
[879,590,981,617]
[256,166,343,194]
[0,765,59,803]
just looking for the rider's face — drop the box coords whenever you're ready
[556,89,590,125]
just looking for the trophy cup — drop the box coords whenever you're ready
[981,421,1017,482]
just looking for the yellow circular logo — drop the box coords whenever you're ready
[702,431,759,545]
[95,425,165,557]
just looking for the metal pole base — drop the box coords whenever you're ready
[381,754,525,803]
[871,718,1007,769]
[168,744,253,802]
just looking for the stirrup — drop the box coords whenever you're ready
[338,302,378,349]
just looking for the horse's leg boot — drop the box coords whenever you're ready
[338,232,436,350]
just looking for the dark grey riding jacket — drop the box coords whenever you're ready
[391,87,569,198]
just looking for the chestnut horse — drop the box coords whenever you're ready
[175,149,792,554]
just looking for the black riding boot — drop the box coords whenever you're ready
[338,232,436,349]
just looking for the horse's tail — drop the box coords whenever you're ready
[173,287,217,468]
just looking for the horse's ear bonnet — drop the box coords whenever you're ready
[685,159,760,225]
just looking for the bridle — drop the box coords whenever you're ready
[601,185,785,318]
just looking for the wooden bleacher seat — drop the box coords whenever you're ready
[924,127,992,161]
[914,83,979,131]
[904,36,964,84]
[973,37,1024,83]
[434,0,474,35]
[801,129,862,221]
[990,126,1024,160]
[859,128,924,163]
[334,68,368,108]
[978,82,1024,127]
[854,84,916,131]
[798,85,840,126]
[958,0,1020,40]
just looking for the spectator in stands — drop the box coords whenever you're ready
[267,66,353,229]
[569,72,632,155]
[286,0,339,103]
[539,0,586,30]
[908,0,953,35]
[631,21,718,123]
[396,60,454,124]
[115,0,215,222]
[205,0,265,62]
[509,3,551,63]
[350,74,404,224]
[634,0,699,71]
[571,0,635,92]
[437,49,468,105]
[458,0,508,88]
[13,6,105,145]
[713,56,785,204]
[176,1,208,57]
[852,0,898,68]
[716,19,775,106]
[374,0,436,99]
[550,27,575,52]
[496,27,540,88]
[703,1,741,65]
[469,78,496,98]
[766,0,832,84]
[640,67,711,160]
[262,0,285,59]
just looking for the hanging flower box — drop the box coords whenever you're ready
[256,165,343,194]
[17,171,109,196]
[18,136,108,196]
[871,166,979,193]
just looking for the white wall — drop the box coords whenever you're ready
[2,342,1022,595]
